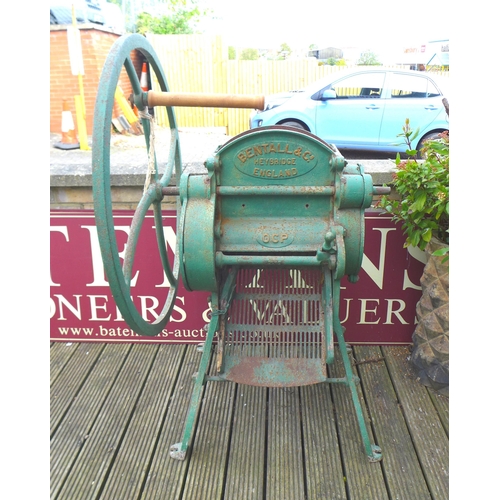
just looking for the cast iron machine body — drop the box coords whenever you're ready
[93,34,387,463]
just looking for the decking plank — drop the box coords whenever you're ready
[50,343,132,499]
[329,348,389,499]
[49,340,449,499]
[50,343,106,435]
[266,387,305,500]
[50,341,79,384]
[300,382,347,500]
[181,372,236,499]
[224,384,267,499]
[98,344,187,500]
[428,389,449,437]
[382,345,449,499]
[54,344,157,499]
[141,344,208,499]
[354,345,432,499]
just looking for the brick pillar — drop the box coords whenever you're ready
[50,26,142,137]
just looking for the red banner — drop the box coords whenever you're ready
[50,210,424,344]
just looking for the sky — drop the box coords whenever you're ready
[197,0,449,57]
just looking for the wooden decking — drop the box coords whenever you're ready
[50,341,449,499]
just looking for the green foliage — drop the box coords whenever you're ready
[135,1,202,35]
[239,48,259,60]
[378,119,449,256]
[228,46,236,60]
[357,50,381,65]
[135,11,194,34]
[279,43,291,53]
[323,57,346,66]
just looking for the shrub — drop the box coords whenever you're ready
[378,120,449,257]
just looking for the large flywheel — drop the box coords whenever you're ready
[92,34,182,336]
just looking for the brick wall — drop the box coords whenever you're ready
[50,26,142,136]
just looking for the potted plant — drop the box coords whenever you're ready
[378,118,449,395]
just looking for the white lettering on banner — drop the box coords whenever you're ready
[99,326,138,337]
[79,224,178,289]
[245,269,264,289]
[202,307,211,323]
[284,270,314,289]
[50,211,425,343]
[50,293,190,323]
[171,296,187,322]
[137,295,187,322]
[50,226,69,286]
[403,245,426,291]
[140,295,160,320]
[51,294,82,320]
[361,228,396,289]
[248,299,292,324]
[336,295,413,325]
[82,225,139,287]
[385,299,409,324]
[340,298,353,323]
[358,298,380,324]
[89,295,112,321]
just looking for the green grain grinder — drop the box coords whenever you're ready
[93,35,388,462]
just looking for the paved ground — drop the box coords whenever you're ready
[50,126,396,167]
[50,127,232,174]
[50,126,397,188]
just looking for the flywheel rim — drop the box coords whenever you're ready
[92,34,182,336]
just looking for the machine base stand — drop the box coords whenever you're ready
[169,443,187,461]
[368,445,383,462]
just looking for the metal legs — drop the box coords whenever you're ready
[326,272,382,462]
[170,267,382,462]
[169,308,218,460]
[170,268,238,460]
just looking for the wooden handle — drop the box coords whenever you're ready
[147,91,265,110]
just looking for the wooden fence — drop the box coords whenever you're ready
[147,34,449,137]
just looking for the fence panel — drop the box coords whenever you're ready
[147,35,449,136]
[147,34,228,129]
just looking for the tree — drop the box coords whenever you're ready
[357,50,381,65]
[239,48,259,60]
[136,11,195,34]
[134,0,204,35]
[274,42,291,60]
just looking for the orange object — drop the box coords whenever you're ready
[140,62,148,91]
[54,99,79,150]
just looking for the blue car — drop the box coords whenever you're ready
[249,68,449,153]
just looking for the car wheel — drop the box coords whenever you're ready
[416,132,442,158]
[279,120,308,131]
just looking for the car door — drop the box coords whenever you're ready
[314,72,386,148]
[378,72,446,149]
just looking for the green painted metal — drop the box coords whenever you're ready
[174,126,383,461]
[177,127,375,287]
[179,173,217,292]
[92,34,181,336]
[93,35,384,463]
[169,267,238,460]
